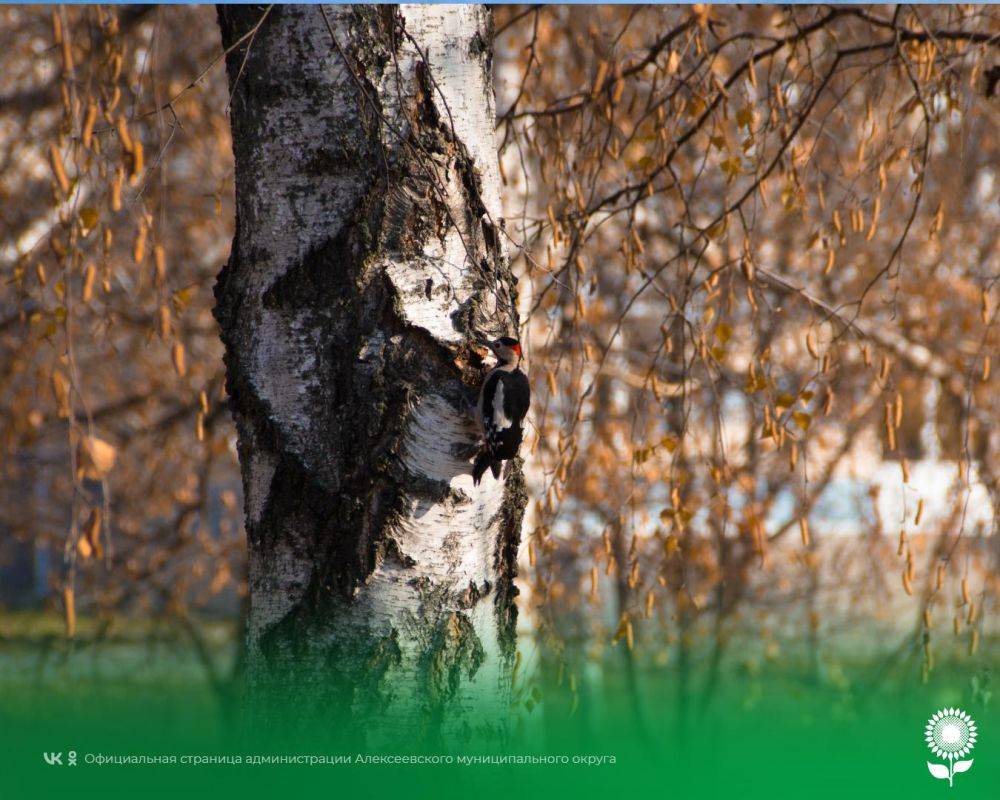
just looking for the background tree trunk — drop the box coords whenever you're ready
[215,4,525,744]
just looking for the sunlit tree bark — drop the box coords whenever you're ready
[216,4,524,741]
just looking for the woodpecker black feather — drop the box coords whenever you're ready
[473,337,530,485]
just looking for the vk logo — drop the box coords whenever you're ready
[42,752,62,766]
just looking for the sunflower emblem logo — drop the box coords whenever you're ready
[925,708,977,786]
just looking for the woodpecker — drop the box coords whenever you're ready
[473,337,530,485]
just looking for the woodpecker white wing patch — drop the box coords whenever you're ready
[492,379,512,430]
[476,366,529,474]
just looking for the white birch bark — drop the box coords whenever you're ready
[216,4,524,744]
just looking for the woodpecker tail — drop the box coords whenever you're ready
[472,450,492,486]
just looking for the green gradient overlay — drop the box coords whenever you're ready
[3,646,996,799]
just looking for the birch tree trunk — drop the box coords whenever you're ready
[215,4,524,744]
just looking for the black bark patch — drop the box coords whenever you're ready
[494,457,526,647]
[422,611,486,705]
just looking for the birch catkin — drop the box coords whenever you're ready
[111,166,124,211]
[154,245,166,286]
[865,197,880,241]
[884,401,896,451]
[82,263,96,302]
[129,139,144,186]
[81,103,98,149]
[49,144,71,195]
[116,116,134,153]
[63,586,76,638]
[133,222,147,264]
[172,342,186,377]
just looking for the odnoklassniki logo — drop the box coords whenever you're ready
[926,708,977,787]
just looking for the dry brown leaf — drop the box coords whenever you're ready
[77,436,117,479]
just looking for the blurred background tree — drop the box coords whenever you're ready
[0,4,997,733]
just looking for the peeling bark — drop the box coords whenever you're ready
[215,4,524,743]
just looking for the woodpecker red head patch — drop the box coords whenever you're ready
[496,336,521,356]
